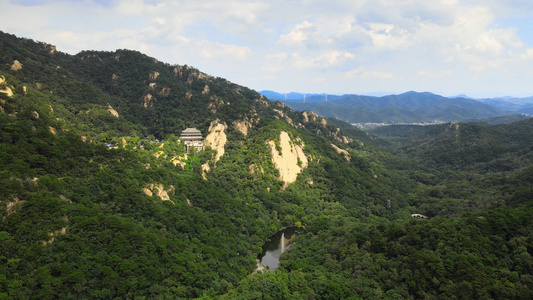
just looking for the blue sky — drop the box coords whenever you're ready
[2,0,533,97]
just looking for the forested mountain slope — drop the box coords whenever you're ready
[284,91,509,123]
[1,31,532,299]
[394,120,533,172]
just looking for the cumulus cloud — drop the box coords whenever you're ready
[418,70,454,80]
[1,0,533,96]
[342,67,398,80]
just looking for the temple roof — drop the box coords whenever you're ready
[181,128,202,134]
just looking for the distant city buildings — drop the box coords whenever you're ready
[180,127,203,153]
[352,121,446,129]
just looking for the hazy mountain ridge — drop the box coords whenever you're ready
[260,90,532,123]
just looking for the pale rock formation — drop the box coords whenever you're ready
[48,44,57,54]
[331,144,351,161]
[197,71,212,80]
[144,183,175,203]
[273,109,284,118]
[6,197,24,216]
[160,87,171,96]
[0,76,14,97]
[171,155,187,168]
[185,91,192,101]
[149,82,157,89]
[49,127,57,135]
[32,111,39,119]
[268,131,308,189]
[149,71,160,80]
[143,187,153,197]
[302,111,318,123]
[173,66,183,77]
[59,195,72,202]
[11,60,22,71]
[332,128,353,144]
[143,94,155,108]
[201,162,210,180]
[273,109,293,125]
[22,86,27,95]
[202,85,210,95]
[204,120,227,164]
[107,105,119,118]
[233,119,251,137]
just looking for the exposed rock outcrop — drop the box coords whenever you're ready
[6,197,24,216]
[268,131,308,189]
[107,105,119,118]
[331,144,351,161]
[202,85,210,95]
[201,162,210,180]
[0,76,14,97]
[143,94,155,108]
[302,111,319,123]
[149,71,160,80]
[273,109,293,125]
[332,128,353,144]
[204,120,227,164]
[160,87,171,96]
[143,183,175,203]
[11,60,22,71]
[233,119,252,137]
[171,155,187,168]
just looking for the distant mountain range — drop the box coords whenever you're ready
[259,90,533,123]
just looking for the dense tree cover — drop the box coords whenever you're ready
[1,31,533,299]
[283,91,507,124]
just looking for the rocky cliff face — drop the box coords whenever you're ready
[268,131,308,189]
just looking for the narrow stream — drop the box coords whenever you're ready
[259,227,299,270]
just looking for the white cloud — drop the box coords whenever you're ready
[2,0,533,96]
[418,70,454,80]
[198,41,252,61]
[342,67,398,80]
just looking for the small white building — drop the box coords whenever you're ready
[180,127,203,153]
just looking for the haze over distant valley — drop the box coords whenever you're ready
[260,90,533,124]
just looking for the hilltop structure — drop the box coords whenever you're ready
[180,127,203,153]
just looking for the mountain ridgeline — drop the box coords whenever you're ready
[1,31,532,299]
